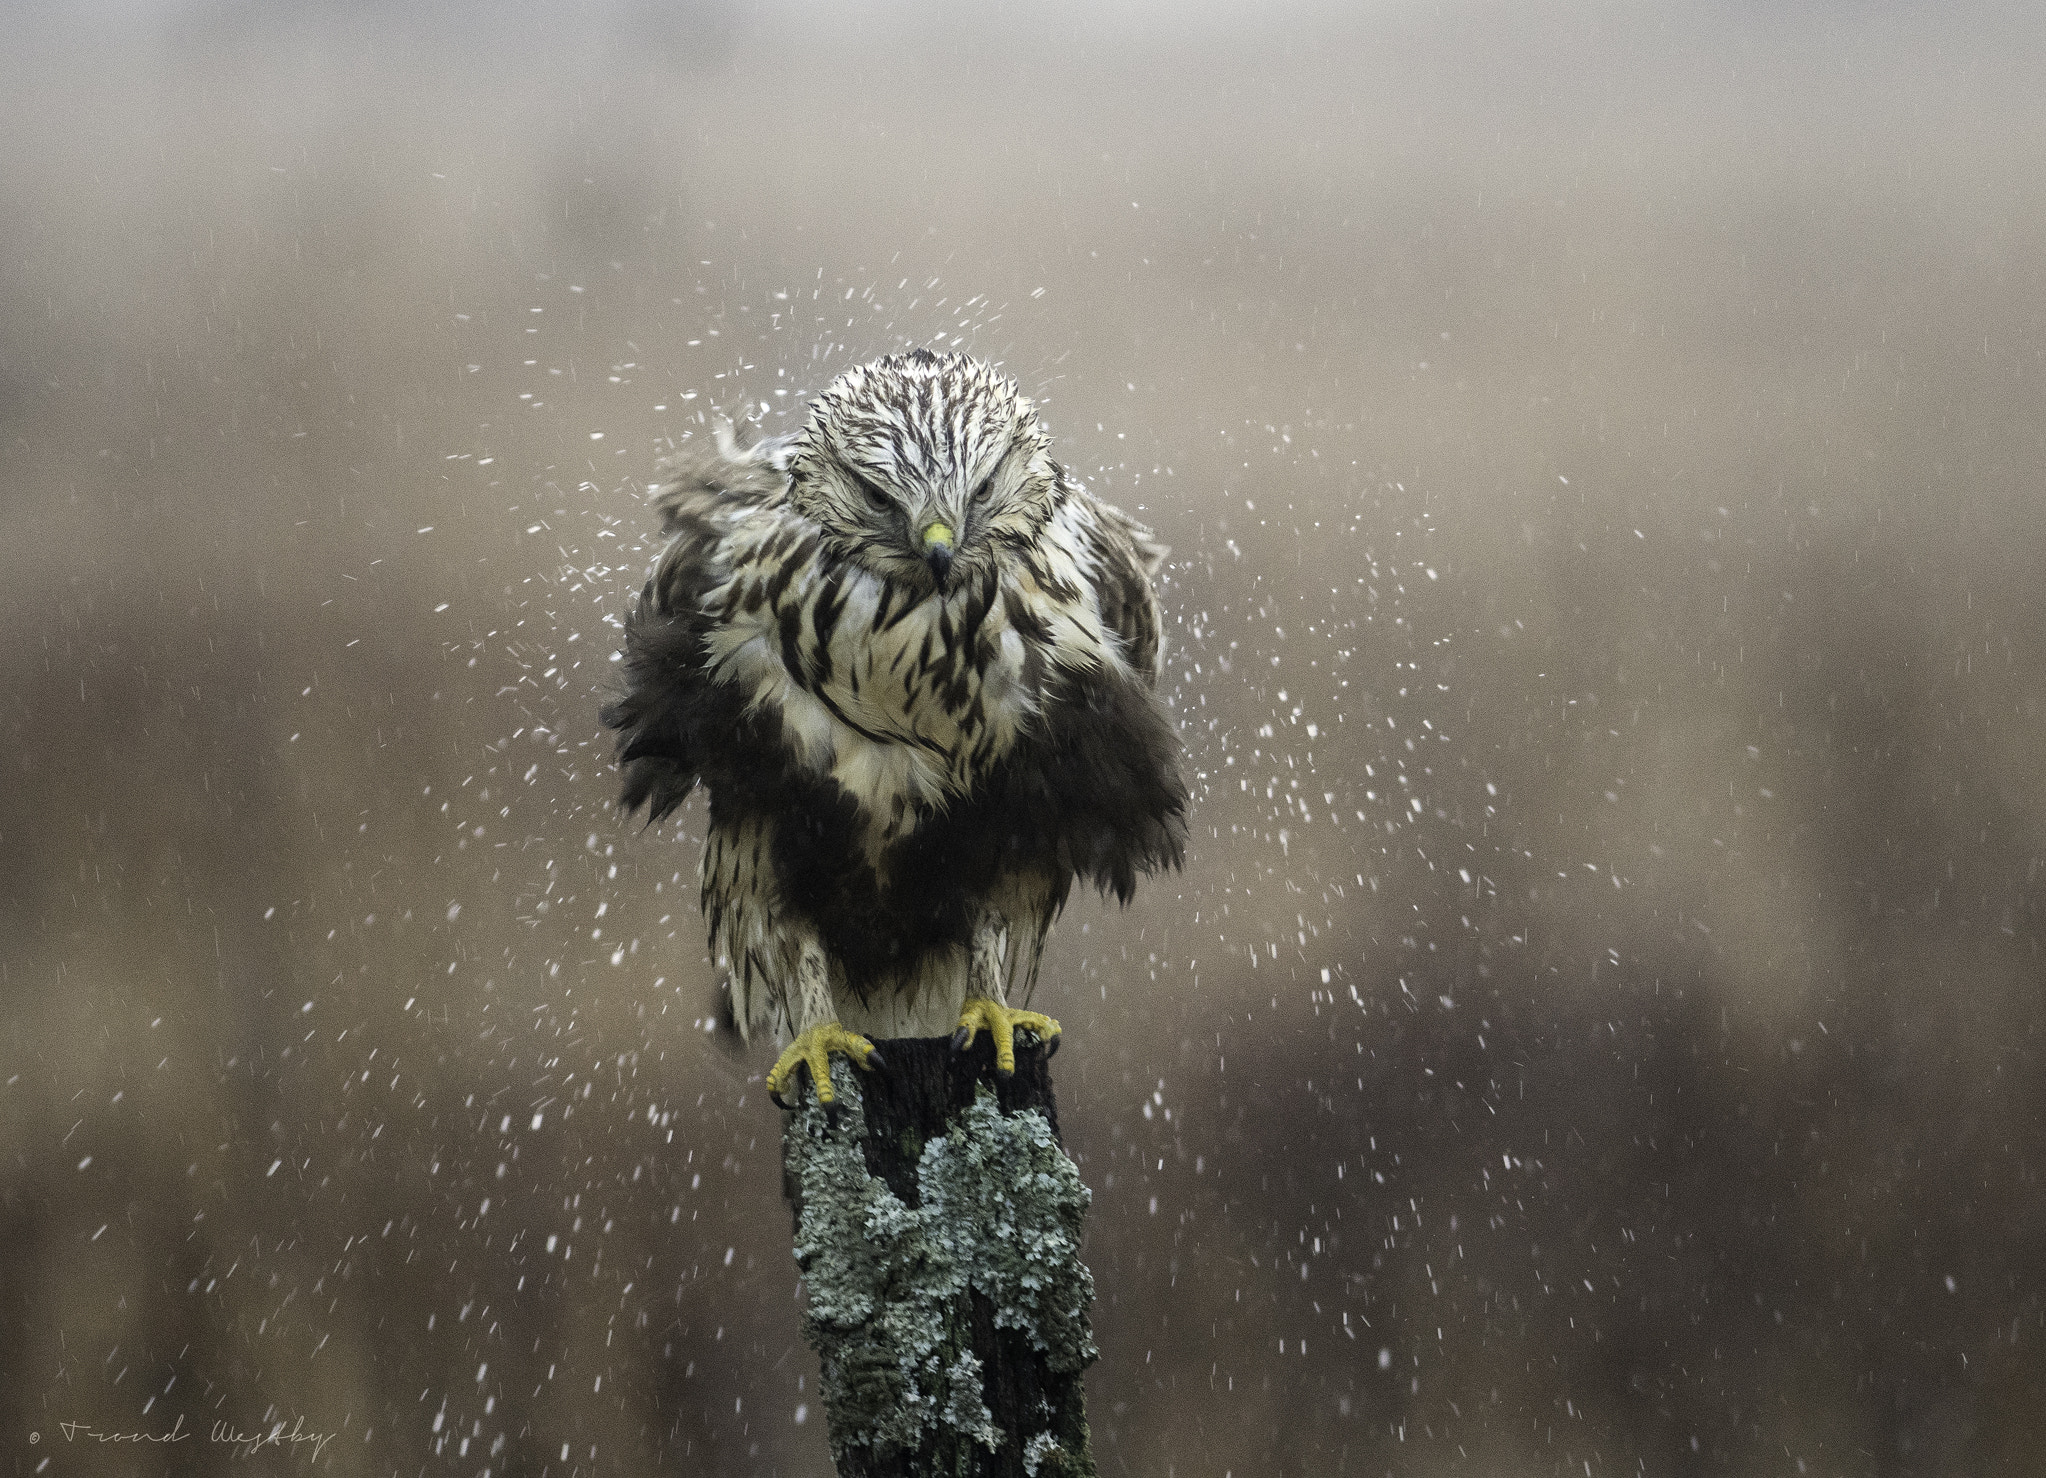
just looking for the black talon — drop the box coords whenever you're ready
[863,1047,886,1072]
[950,1027,971,1052]
[769,1060,810,1112]
[1046,1034,1061,1060]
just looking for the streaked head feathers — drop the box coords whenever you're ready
[789,349,1059,591]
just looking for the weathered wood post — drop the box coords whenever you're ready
[780,1034,1097,1477]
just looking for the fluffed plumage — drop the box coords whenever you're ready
[603,349,1186,1071]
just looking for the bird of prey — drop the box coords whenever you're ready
[604,350,1186,1105]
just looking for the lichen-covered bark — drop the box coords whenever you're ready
[781,1036,1097,1477]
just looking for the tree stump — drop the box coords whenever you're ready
[779,1034,1098,1477]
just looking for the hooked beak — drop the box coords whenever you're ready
[921,520,955,588]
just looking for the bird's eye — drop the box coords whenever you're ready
[850,469,892,511]
[969,472,996,504]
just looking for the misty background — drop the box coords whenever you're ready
[4,2,2044,1473]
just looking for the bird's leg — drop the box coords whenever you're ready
[954,906,1059,1076]
[996,869,1061,1010]
[1008,911,1051,1011]
[766,935,881,1108]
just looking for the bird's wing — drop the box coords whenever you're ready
[601,424,794,823]
[1076,493,1167,682]
[993,486,1188,907]
[647,419,795,537]
[1025,652,1188,904]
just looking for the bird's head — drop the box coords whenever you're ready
[787,350,1059,595]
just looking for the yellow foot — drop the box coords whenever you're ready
[952,997,1061,1076]
[766,1021,882,1107]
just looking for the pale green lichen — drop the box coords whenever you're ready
[786,1061,1096,1468]
[919,1090,1097,1373]
[1022,1430,1062,1475]
[941,1349,1002,1451]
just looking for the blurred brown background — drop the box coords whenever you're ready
[4,1,2045,1473]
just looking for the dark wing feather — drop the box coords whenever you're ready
[1024,660,1188,903]
[600,425,791,821]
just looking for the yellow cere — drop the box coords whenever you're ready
[921,521,956,551]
